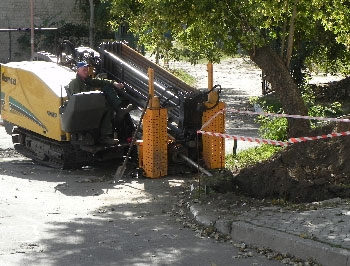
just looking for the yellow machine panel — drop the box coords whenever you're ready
[0,61,74,141]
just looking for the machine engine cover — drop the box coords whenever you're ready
[60,91,106,132]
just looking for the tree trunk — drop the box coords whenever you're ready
[250,45,310,138]
[89,0,95,48]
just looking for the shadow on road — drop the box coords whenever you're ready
[2,155,238,266]
[0,156,246,266]
[17,200,242,266]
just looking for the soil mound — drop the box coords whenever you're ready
[234,134,350,203]
[232,79,350,203]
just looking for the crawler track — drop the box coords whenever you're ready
[13,128,95,169]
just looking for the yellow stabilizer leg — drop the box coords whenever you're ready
[202,62,226,169]
[202,102,226,169]
[142,104,168,178]
[141,68,168,178]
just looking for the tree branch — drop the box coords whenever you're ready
[285,0,299,69]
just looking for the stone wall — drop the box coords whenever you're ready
[0,0,86,62]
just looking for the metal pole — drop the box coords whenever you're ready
[30,0,34,59]
[178,153,213,177]
[7,18,12,62]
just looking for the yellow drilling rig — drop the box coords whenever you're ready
[0,42,225,178]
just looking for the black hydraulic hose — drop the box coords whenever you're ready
[196,84,222,111]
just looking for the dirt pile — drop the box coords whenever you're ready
[233,134,350,203]
[310,76,350,103]
[232,81,350,203]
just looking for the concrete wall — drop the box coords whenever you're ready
[0,0,86,62]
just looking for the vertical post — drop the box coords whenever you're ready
[202,62,226,169]
[207,62,218,104]
[30,0,34,59]
[7,17,12,62]
[207,62,213,89]
[148,68,154,96]
[148,67,155,107]
[141,68,168,178]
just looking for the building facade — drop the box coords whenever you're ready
[0,0,86,62]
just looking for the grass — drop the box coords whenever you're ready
[225,144,283,170]
[169,68,197,87]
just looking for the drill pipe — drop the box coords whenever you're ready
[178,153,213,177]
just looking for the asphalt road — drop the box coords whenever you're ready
[0,125,288,266]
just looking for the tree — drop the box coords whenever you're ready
[75,0,115,47]
[104,0,350,137]
[312,0,350,48]
[89,0,95,47]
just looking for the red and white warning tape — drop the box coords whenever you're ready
[198,108,350,146]
[288,131,350,143]
[225,108,350,123]
[198,130,350,146]
[198,130,289,146]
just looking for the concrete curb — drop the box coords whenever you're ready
[189,204,350,266]
[231,221,350,266]
[189,205,217,227]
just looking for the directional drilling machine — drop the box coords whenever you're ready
[0,42,226,177]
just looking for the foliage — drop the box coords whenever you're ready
[250,82,344,141]
[303,28,350,76]
[15,34,31,59]
[301,85,343,127]
[75,0,115,45]
[168,69,197,87]
[226,144,282,170]
[103,0,350,74]
[249,97,288,141]
[17,22,90,55]
[257,115,288,142]
[311,0,350,48]
[17,1,116,55]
